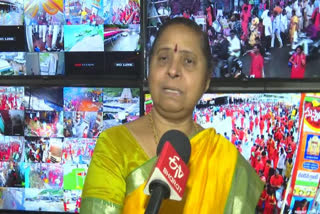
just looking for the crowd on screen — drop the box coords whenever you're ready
[194,98,299,213]
[148,0,320,78]
[109,0,140,25]
[0,142,22,162]
[38,165,63,188]
[0,161,24,187]
[205,0,320,78]
[25,139,49,163]
[0,93,24,110]
[25,111,62,137]
[61,141,94,164]
[0,6,23,25]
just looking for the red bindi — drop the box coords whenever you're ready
[174,44,178,53]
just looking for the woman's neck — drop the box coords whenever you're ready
[149,109,197,141]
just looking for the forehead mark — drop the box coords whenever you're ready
[174,44,178,53]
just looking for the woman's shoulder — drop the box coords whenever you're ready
[99,116,154,157]
[98,125,140,152]
[99,125,130,142]
[192,127,235,151]
[95,123,150,165]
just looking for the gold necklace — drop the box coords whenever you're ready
[147,112,200,145]
[148,112,159,145]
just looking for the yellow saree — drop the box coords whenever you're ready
[290,15,299,42]
[80,125,263,214]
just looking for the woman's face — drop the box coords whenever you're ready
[296,47,302,54]
[149,24,210,118]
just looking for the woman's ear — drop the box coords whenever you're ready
[204,77,211,92]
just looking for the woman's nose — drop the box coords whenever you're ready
[167,58,181,78]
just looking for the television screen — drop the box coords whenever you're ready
[0,161,25,188]
[24,110,64,138]
[64,0,104,25]
[0,86,25,110]
[63,87,103,112]
[25,25,64,52]
[0,52,26,76]
[0,86,140,213]
[0,135,24,162]
[0,187,25,210]
[103,0,140,25]
[104,51,141,76]
[0,26,26,52]
[24,0,64,25]
[62,138,96,165]
[63,111,103,138]
[0,0,142,77]
[0,110,24,136]
[24,137,63,163]
[0,0,24,26]
[65,52,104,75]
[24,188,64,212]
[104,24,140,51]
[146,0,320,80]
[64,25,104,52]
[24,87,64,111]
[26,52,65,75]
[102,88,140,129]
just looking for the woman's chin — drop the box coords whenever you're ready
[155,104,192,118]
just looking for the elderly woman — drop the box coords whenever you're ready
[81,17,263,214]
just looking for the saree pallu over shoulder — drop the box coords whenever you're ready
[80,126,150,214]
[122,128,263,214]
[80,156,156,214]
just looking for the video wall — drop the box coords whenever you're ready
[1,0,320,213]
[0,89,309,213]
[1,0,320,80]
[0,0,141,77]
[0,86,140,213]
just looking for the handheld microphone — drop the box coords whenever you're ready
[144,130,191,214]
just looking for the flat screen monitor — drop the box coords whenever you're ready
[0,0,142,78]
[0,86,140,213]
[145,0,320,80]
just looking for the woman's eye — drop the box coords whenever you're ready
[185,58,194,64]
[158,55,168,62]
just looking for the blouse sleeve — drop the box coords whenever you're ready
[80,130,126,214]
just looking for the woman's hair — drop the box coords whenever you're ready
[254,44,261,52]
[149,17,213,75]
[296,45,303,52]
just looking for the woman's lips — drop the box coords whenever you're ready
[163,87,182,96]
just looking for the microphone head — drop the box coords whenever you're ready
[156,130,191,164]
